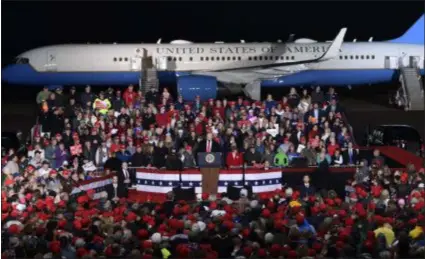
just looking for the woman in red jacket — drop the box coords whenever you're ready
[226,145,243,168]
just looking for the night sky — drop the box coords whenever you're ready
[1,1,423,66]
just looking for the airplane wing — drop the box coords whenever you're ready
[209,27,347,72]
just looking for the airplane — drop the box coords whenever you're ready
[2,15,424,101]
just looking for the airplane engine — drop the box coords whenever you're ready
[177,75,217,101]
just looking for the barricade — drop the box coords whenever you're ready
[70,162,407,200]
[135,168,283,195]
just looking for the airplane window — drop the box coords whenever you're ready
[211,57,215,61]
[168,57,172,62]
[270,56,273,60]
[189,57,193,61]
[113,57,117,62]
[366,55,369,59]
[119,57,123,62]
[372,55,375,59]
[200,57,204,61]
[218,56,222,61]
[339,56,343,60]
[238,57,241,61]
[286,56,290,60]
[264,56,268,60]
[248,57,252,61]
[355,55,359,59]
[124,57,129,62]
[223,57,226,61]
[275,56,279,60]
[232,57,236,61]
[254,57,257,61]
[173,57,177,61]
[178,57,182,61]
[227,57,230,61]
[259,56,263,61]
[360,55,364,59]
[344,56,348,59]
[206,57,209,61]
[291,56,295,60]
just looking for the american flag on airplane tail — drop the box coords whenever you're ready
[70,175,113,200]
[136,168,282,194]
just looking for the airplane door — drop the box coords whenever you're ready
[156,56,169,70]
[46,51,58,71]
[384,56,398,69]
[130,57,142,71]
[409,56,421,68]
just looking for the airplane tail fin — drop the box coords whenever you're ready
[389,14,424,44]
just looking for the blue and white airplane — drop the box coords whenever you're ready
[2,15,424,101]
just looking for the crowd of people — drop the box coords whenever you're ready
[1,84,425,258]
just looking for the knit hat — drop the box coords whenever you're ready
[150,232,162,244]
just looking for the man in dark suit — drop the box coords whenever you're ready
[342,141,358,165]
[106,175,128,201]
[197,133,221,153]
[305,102,325,124]
[299,174,316,200]
[117,161,134,188]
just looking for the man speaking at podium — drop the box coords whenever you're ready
[198,133,221,153]
[197,132,222,196]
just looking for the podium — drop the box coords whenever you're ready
[197,152,222,195]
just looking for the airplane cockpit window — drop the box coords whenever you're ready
[15,57,29,64]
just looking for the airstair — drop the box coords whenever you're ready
[400,67,424,111]
[138,49,160,94]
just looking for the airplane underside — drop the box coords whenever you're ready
[2,64,424,101]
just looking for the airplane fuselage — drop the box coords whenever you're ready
[4,41,424,87]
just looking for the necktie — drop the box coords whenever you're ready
[207,141,211,152]
[124,170,129,179]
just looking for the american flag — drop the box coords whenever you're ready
[136,168,282,194]
[70,175,113,200]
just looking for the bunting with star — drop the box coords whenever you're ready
[136,168,282,194]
